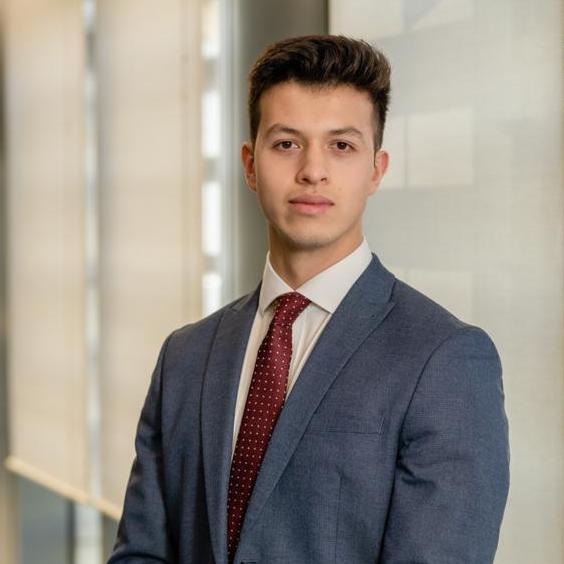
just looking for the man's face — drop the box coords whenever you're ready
[242,81,388,257]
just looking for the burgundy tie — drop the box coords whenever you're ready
[227,291,311,561]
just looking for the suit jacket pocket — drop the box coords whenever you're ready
[305,412,385,435]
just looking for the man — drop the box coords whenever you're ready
[108,35,509,564]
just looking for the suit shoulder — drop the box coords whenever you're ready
[391,278,466,327]
[165,290,257,354]
[389,277,498,352]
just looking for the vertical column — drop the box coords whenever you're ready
[96,0,203,513]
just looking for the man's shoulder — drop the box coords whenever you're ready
[165,288,258,353]
[364,255,476,339]
[387,275,497,354]
[391,277,466,328]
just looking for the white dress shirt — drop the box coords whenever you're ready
[232,238,373,454]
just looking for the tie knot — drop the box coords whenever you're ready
[272,292,311,327]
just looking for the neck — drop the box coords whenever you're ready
[268,230,364,289]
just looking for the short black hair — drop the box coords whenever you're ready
[248,35,391,149]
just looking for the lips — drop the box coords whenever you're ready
[289,195,333,205]
[288,194,334,216]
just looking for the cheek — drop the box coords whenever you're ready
[254,177,283,218]
[334,165,373,194]
[259,155,295,181]
[255,160,293,203]
[333,158,374,184]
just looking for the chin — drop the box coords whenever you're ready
[276,228,342,252]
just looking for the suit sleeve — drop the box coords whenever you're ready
[379,327,510,564]
[107,333,177,563]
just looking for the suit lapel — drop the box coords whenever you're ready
[238,254,396,542]
[201,285,260,564]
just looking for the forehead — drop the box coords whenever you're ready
[257,81,375,135]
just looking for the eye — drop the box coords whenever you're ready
[334,141,353,152]
[274,140,298,150]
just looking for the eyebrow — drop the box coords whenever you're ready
[264,123,366,141]
[329,127,365,139]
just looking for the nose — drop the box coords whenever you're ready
[296,145,328,185]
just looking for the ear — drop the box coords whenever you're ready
[241,141,257,191]
[369,149,389,195]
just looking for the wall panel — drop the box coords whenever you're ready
[96,0,203,513]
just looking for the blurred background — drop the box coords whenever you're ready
[0,0,562,562]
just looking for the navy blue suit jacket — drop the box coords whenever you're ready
[108,254,509,563]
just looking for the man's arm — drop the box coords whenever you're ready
[107,333,176,563]
[380,327,510,563]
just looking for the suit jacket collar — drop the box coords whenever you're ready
[200,253,396,564]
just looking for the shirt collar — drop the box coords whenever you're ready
[258,238,373,315]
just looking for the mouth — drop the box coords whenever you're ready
[288,195,334,216]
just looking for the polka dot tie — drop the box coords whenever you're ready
[227,291,311,561]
